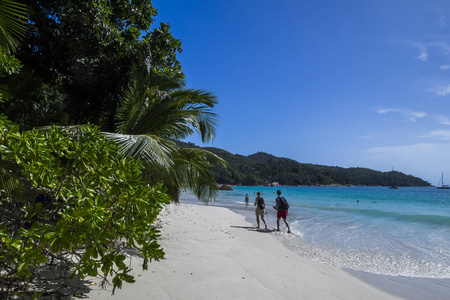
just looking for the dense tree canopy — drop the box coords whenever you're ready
[178,143,431,187]
[3,0,184,130]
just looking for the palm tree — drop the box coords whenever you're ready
[0,0,27,53]
[103,63,226,202]
[0,1,27,197]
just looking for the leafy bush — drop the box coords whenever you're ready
[0,115,169,298]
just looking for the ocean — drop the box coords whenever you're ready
[179,186,450,278]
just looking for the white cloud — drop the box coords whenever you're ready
[435,115,450,125]
[415,44,428,61]
[419,130,450,140]
[431,41,450,55]
[409,41,450,64]
[430,84,450,96]
[377,108,426,122]
[377,109,450,126]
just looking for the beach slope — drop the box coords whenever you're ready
[85,203,402,300]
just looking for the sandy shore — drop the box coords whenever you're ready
[83,203,445,300]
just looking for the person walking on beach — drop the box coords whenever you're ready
[273,190,291,233]
[245,194,249,207]
[254,192,268,230]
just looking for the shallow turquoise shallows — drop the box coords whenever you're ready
[180,186,450,278]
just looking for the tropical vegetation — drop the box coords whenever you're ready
[179,143,431,187]
[104,63,225,202]
[0,0,26,53]
[0,0,222,298]
[0,118,169,298]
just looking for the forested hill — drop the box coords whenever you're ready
[180,142,431,186]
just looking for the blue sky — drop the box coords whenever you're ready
[154,0,450,185]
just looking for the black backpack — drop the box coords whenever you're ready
[257,197,264,209]
[278,196,289,210]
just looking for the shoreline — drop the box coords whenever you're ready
[81,203,450,300]
[221,202,450,299]
[215,186,450,280]
[221,184,433,189]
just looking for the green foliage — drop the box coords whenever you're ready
[0,115,169,297]
[12,0,183,129]
[147,23,184,79]
[0,67,69,130]
[0,0,27,53]
[0,48,22,77]
[0,48,22,104]
[104,63,225,202]
[179,143,430,187]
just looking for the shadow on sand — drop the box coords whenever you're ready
[230,225,275,233]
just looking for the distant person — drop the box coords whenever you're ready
[254,192,268,230]
[245,194,249,207]
[273,190,291,233]
[357,200,359,203]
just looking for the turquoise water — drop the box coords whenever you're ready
[180,186,450,278]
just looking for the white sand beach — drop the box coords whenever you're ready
[84,203,447,300]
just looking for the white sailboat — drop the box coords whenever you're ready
[437,173,450,189]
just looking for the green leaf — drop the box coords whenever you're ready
[112,276,123,290]
[17,261,27,274]
[37,255,48,264]
[31,293,43,300]
[11,239,22,251]
[18,227,29,237]
[50,238,61,253]
[123,274,135,283]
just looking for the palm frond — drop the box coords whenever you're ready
[0,167,19,198]
[0,0,27,53]
[38,124,176,173]
[171,147,226,202]
[116,65,152,134]
[170,89,218,108]
[140,146,225,202]
[113,62,222,202]
[102,132,175,169]
[37,124,85,134]
[168,89,219,143]
[132,91,218,142]
[150,73,185,92]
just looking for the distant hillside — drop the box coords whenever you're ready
[178,142,431,187]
